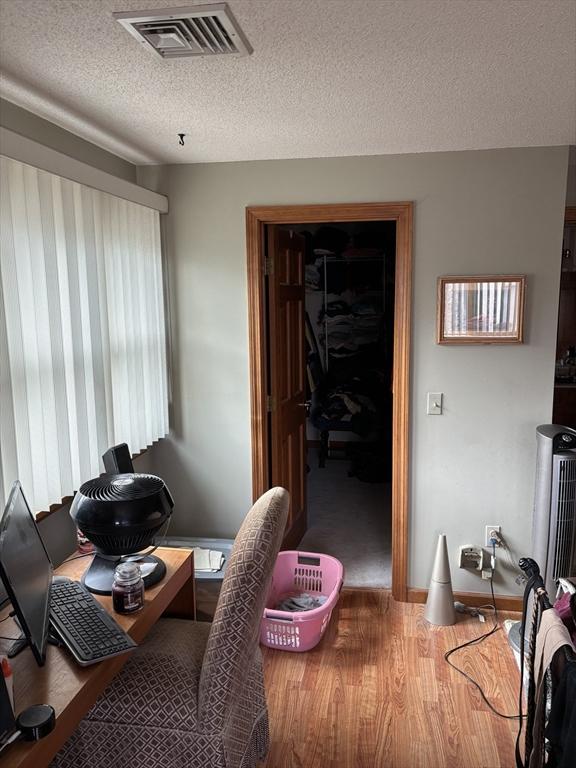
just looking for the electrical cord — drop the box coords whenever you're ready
[0,612,19,641]
[443,542,525,720]
[0,730,22,755]
[63,551,95,563]
[0,611,18,639]
[492,530,529,590]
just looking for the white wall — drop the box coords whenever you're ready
[138,146,569,595]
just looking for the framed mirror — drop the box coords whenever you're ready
[437,275,526,344]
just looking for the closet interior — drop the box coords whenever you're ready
[283,220,396,588]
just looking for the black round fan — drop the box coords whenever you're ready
[70,473,174,595]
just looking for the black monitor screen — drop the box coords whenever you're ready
[0,482,53,666]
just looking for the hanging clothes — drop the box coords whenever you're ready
[554,590,576,644]
[528,609,575,768]
[516,558,576,768]
[545,661,576,768]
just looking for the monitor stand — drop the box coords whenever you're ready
[81,554,166,595]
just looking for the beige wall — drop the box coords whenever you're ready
[0,98,136,183]
[139,146,569,595]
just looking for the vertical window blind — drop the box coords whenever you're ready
[0,156,169,514]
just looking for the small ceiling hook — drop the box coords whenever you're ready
[177,133,186,146]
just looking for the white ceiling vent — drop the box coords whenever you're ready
[113,3,253,59]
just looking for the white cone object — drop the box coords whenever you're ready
[424,533,456,626]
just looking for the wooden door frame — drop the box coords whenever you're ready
[246,202,413,602]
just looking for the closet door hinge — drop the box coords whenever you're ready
[265,255,275,276]
[266,395,276,413]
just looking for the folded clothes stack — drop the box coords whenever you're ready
[318,297,383,366]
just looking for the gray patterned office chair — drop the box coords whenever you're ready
[51,486,289,768]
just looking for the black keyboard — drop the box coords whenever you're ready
[50,576,137,666]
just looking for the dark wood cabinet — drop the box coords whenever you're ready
[553,385,576,428]
[556,271,576,358]
[553,213,576,428]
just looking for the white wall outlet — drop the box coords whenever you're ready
[485,525,501,547]
[427,392,443,415]
[458,545,483,570]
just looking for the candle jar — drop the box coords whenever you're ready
[112,562,145,614]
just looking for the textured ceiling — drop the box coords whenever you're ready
[0,0,575,165]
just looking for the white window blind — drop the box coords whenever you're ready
[0,156,169,514]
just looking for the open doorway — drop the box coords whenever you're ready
[246,203,412,601]
[280,221,395,587]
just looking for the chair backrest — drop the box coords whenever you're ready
[198,486,289,728]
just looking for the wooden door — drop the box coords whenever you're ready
[267,226,307,545]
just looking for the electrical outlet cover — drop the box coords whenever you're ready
[459,545,483,570]
[485,525,501,547]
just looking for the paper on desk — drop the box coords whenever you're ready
[193,547,225,573]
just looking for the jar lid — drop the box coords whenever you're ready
[114,561,142,584]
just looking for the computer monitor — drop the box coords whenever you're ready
[0,482,53,666]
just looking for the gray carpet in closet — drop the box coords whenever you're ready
[298,453,392,588]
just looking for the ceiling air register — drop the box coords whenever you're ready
[114,3,253,59]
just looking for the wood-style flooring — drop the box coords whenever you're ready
[262,589,521,768]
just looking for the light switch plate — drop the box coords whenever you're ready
[427,392,443,415]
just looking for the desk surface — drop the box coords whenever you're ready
[0,547,194,768]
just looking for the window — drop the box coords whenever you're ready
[0,156,169,513]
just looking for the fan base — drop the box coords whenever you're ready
[81,554,166,595]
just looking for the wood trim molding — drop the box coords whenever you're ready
[246,210,269,499]
[391,203,412,602]
[246,202,413,602]
[566,206,576,225]
[406,587,522,613]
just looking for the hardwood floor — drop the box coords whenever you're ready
[262,589,521,768]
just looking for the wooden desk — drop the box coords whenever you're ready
[1,547,194,768]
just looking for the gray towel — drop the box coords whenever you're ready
[275,593,328,612]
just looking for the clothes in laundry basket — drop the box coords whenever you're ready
[275,593,328,612]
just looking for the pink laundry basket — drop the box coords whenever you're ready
[260,551,344,652]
